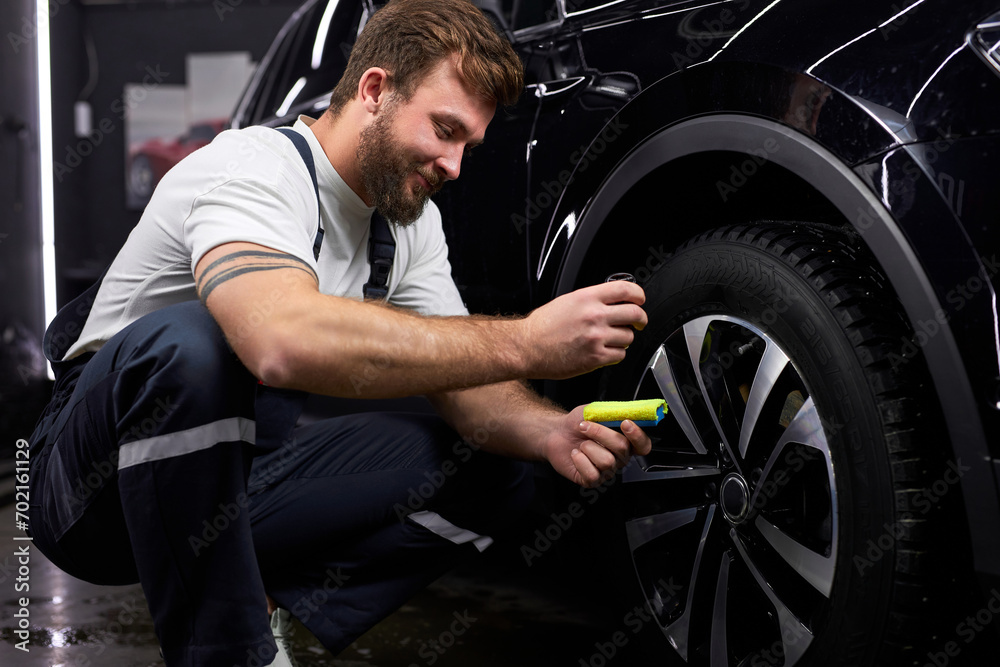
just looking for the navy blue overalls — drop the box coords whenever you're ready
[26,129,533,666]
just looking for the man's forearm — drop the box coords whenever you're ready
[427,381,565,461]
[261,293,531,397]
[198,243,647,398]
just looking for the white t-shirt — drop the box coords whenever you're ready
[64,116,468,360]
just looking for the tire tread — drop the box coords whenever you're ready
[677,222,948,664]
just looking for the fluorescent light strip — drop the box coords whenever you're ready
[565,0,623,18]
[878,0,926,30]
[807,0,926,74]
[642,1,729,22]
[37,0,56,379]
[805,26,876,74]
[905,43,964,118]
[311,0,338,70]
[708,0,784,62]
[276,77,307,117]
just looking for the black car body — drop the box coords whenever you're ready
[231,1,1000,664]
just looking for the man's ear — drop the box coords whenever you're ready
[358,67,391,114]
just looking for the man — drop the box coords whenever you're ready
[27,0,651,664]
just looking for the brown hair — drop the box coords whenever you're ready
[325,0,523,116]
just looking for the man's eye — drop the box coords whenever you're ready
[436,123,452,138]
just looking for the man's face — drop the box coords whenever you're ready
[356,55,495,226]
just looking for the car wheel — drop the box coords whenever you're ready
[604,223,947,666]
[129,154,155,200]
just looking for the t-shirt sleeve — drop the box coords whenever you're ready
[389,204,469,317]
[182,142,319,274]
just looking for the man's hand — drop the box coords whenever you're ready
[542,404,653,488]
[520,281,647,380]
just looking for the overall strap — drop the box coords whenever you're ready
[276,127,324,260]
[363,210,395,301]
[276,126,396,300]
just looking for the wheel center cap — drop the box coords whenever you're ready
[720,473,750,524]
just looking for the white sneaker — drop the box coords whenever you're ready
[265,608,299,667]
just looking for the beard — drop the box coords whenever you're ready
[356,104,442,227]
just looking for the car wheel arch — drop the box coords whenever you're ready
[544,113,1000,581]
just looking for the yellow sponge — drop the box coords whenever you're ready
[584,399,667,427]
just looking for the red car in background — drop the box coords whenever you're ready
[126,118,227,203]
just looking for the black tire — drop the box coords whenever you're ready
[603,223,954,666]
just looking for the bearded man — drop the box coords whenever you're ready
[26,1,650,665]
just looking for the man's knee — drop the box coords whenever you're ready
[127,302,251,387]
[110,302,257,439]
[144,302,244,380]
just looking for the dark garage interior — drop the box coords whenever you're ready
[0,2,661,664]
[4,1,1000,666]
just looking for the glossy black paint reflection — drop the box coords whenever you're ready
[233,0,1000,589]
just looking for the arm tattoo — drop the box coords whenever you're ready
[197,250,318,303]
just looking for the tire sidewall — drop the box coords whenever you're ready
[610,234,896,665]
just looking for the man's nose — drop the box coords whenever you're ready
[435,145,464,181]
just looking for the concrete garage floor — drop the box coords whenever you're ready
[5,490,1000,667]
[0,499,667,667]
[0,397,669,667]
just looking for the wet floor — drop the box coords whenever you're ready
[0,500,670,667]
[6,496,1000,667]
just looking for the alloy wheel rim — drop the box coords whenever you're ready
[622,314,838,666]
